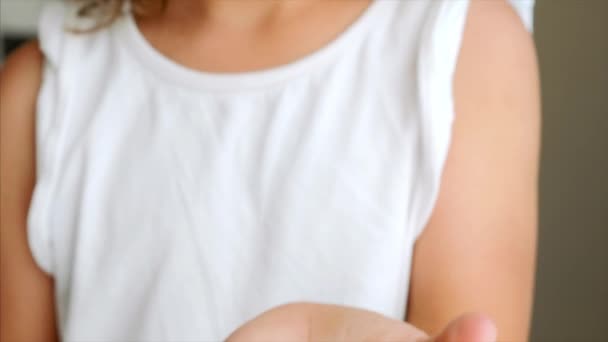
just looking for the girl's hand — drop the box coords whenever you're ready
[226,303,496,342]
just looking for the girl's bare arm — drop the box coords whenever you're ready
[0,41,59,342]
[407,1,540,341]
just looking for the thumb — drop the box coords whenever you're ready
[428,313,497,342]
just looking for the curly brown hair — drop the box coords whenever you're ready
[73,0,166,31]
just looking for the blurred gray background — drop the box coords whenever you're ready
[1,0,607,341]
[532,1,607,341]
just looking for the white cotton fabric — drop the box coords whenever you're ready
[29,1,534,340]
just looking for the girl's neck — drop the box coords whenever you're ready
[162,0,316,31]
[134,0,372,73]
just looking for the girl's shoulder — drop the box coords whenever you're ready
[38,1,123,68]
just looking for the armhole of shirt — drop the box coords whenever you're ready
[27,1,70,275]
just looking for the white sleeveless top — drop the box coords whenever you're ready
[30,1,534,340]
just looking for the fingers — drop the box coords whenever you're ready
[429,313,497,342]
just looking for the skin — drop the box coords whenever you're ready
[135,0,375,72]
[0,42,59,342]
[0,0,539,341]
